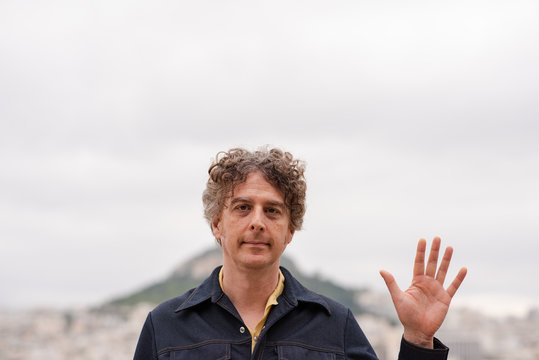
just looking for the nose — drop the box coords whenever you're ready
[249,207,265,232]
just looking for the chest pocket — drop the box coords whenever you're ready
[166,343,231,360]
[277,345,338,360]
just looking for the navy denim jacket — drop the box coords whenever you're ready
[134,266,449,360]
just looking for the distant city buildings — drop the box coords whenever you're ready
[0,296,537,360]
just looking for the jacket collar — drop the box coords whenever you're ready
[175,265,331,315]
[175,266,223,312]
[279,267,331,315]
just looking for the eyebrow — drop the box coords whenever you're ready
[229,197,285,210]
[229,197,251,207]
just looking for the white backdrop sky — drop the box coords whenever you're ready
[1,0,538,316]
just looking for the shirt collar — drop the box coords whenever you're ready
[175,265,331,315]
[217,266,285,306]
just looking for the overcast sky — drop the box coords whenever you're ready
[1,0,538,316]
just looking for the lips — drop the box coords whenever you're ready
[241,237,270,246]
[239,234,272,247]
[243,241,269,246]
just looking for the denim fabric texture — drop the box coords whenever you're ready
[134,266,449,360]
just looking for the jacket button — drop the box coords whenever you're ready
[239,326,245,334]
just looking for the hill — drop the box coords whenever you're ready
[107,247,366,315]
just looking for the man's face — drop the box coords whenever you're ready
[212,171,294,272]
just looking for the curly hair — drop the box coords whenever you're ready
[202,147,306,243]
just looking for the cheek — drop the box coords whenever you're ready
[219,217,242,237]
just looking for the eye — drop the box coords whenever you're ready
[236,204,250,211]
[265,207,280,214]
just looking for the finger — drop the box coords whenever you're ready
[446,267,468,298]
[435,246,453,285]
[413,239,427,277]
[425,237,441,277]
[379,270,402,302]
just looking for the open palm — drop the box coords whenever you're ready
[380,237,467,348]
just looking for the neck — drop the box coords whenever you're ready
[221,261,280,317]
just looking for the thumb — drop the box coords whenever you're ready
[379,270,402,300]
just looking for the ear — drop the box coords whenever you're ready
[212,216,222,240]
[285,228,295,245]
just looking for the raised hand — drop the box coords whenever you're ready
[379,237,467,348]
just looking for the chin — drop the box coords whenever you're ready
[239,255,278,270]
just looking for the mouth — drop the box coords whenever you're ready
[242,241,270,247]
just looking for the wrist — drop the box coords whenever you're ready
[403,329,434,349]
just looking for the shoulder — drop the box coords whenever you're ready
[280,266,352,319]
[149,266,221,320]
[148,288,196,319]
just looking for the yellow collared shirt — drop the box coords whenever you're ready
[219,268,285,352]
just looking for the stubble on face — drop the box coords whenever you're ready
[212,172,294,271]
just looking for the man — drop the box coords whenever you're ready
[134,147,467,359]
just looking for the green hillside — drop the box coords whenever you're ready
[107,248,366,315]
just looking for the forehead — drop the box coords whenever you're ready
[230,171,284,202]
